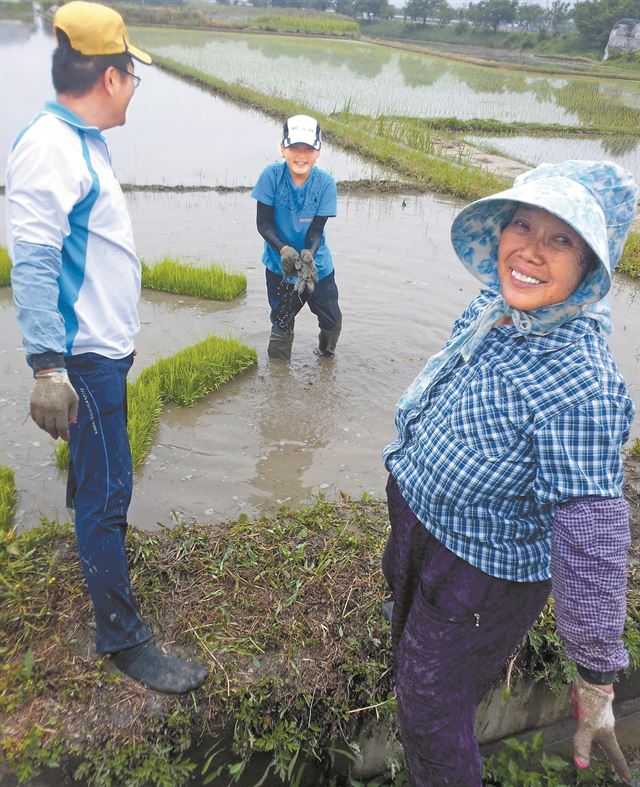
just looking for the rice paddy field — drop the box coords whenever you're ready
[466,134,640,182]
[133,26,640,130]
[2,12,640,787]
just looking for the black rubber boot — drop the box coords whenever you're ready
[316,328,340,357]
[268,329,294,360]
[111,640,208,694]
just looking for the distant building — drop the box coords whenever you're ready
[604,18,640,59]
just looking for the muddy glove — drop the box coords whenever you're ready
[30,369,79,442]
[293,249,318,297]
[280,246,299,279]
[571,673,631,783]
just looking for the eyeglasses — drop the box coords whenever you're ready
[116,67,141,90]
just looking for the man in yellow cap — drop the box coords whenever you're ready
[6,1,208,694]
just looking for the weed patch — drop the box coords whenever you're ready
[1,492,638,785]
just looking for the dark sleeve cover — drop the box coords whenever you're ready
[303,215,329,256]
[551,496,630,673]
[256,201,285,254]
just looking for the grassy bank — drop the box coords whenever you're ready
[141,257,247,301]
[361,21,640,72]
[1,496,638,785]
[0,0,33,20]
[0,246,11,287]
[112,3,359,37]
[0,465,16,534]
[619,231,640,279]
[55,335,257,471]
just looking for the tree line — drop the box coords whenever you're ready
[261,0,639,53]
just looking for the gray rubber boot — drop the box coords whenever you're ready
[317,328,340,357]
[268,330,294,360]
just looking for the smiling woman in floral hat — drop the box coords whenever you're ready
[381,160,638,786]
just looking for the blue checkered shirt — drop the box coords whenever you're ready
[383,291,635,583]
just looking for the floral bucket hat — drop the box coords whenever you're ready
[451,160,638,306]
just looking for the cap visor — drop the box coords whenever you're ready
[128,43,152,64]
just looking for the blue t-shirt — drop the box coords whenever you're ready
[251,161,337,280]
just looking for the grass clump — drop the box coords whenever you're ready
[619,231,640,279]
[55,335,256,470]
[136,334,257,408]
[1,493,638,785]
[141,256,246,301]
[0,465,17,534]
[0,246,12,286]
[0,500,394,785]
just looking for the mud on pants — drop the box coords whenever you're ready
[266,268,342,359]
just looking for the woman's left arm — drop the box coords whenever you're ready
[552,496,632,781]
[551,496,630,675]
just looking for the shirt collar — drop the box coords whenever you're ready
[44,101,105,142]
[519,316,596,354]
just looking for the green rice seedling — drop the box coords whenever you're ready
[127,375,163,469]
[0,246,12,287]
[137,335,257,408]
[0,465,17,533]
[54,441,70,472]
[56,335,257,470]
[618,231,640,279]
[140,257,246,301]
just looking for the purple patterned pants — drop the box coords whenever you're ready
[383,475,551,786]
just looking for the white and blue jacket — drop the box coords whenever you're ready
[6,101,141,366]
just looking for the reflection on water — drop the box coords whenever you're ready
[466,134,640,182]
[1,191,638,532]
[0,19,394,186]
[135,26,640,127]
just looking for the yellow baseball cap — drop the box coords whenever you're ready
[54,1,152,64]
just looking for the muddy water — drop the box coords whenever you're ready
[1,190,639,531]
[0,20,394,186]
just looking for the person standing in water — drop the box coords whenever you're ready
[252,114,342,360]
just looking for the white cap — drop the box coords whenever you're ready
[282,115,322,150]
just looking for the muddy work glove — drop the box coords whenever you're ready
[293,249,318,298]
[571,673,631,783]
[30,368,79,442]
[280,246,299,279]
